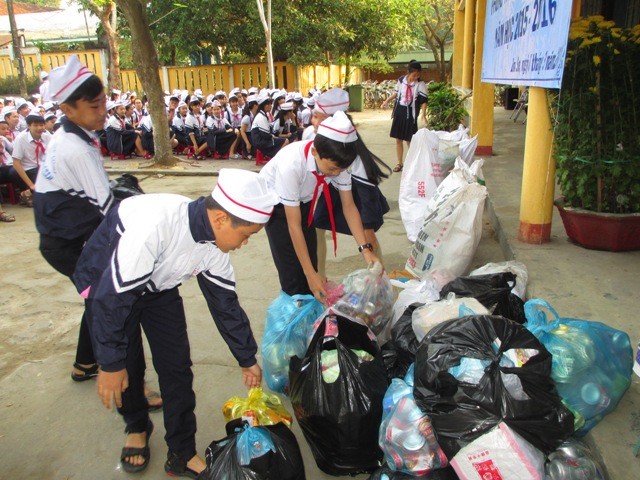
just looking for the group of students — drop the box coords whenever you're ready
[167,86,316,161]
[25,55,403,479]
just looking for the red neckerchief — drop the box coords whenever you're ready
[34,139,45,166]
[304,141,337,255]
[403,77,414,105]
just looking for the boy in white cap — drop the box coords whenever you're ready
[259,111,381,302]
[39,71,50,101]
[33,56,158,405]
[73,169,279,477]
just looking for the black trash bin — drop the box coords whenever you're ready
[503,87,520,110]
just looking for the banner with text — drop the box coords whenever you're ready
[482,0,572,88]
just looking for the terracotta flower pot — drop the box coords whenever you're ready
[554,198,640,252]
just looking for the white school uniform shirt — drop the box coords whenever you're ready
[205,115,230,130]
[259,140,351,207]
[226,107,243,128]
[12,130,51,170]
[16,115,28,133]
[301,125,315,141]
[251,111,272,136]
[107,194,236,293]
[0,137,13,165]
[185,112,203,134]
[299,107,312,127]
[39,80,50,102]
[35,120,113,235]
[108,114,127,131]
[139,115,153,132]
[240,113,254,131]
[172,114,186,131]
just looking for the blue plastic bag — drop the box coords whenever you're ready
[261,291,324,393]
[236,426,276,466]
[524,298,633,435]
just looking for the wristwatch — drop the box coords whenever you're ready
[358,243,373,253]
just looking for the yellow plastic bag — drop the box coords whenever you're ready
[222,387,292,428]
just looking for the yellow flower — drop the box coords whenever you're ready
[614,49,621,54]
[593,55,601,66]
[588,86,597,94]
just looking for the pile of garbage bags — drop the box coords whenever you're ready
[205,254,632,479]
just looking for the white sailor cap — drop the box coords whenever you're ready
[248,87,258,94]
[106,100,115,111]
[315,88,349,115]
[44,112,57,122]
[177,101,187,108]
[246,94,257,104]
[43,102,55,111]
[279,101,294,111]
[112,89,121,95]
[215,90,227,98]
[112,100,124,109]
[211,169,279,224]
[316,110,357,143]
[256,92,272,105]
[230,88,240,96]
[241,89,248,95]
[211,100,222,108]
[1,106,16,116]
[292,92,303,102]
[194,88,203,97]
[39,71,48,80]
[206,94,215,104]
[48,56,95,104]
[272,89,287,101]
[16,99,30,110]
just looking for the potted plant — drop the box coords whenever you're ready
[551,16,640,251]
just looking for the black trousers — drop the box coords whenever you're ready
[39,234,95,365]
[265,202,317,296]
[9,166,38,191]
[89,287,197,461]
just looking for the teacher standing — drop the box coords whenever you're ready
[381,60,428,172]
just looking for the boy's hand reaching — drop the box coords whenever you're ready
[242,364,262,389]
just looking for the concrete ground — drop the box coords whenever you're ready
[0,108,637,479]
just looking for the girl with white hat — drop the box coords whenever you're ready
[259,111,381,303]
[251,94,289,159]
[184,97,209,159]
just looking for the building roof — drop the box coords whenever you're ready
[389,48,453,65]
[0,2,59,15]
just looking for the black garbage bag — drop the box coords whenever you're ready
[413,315,574,458]
[289,313,389,475]
[439,272,526,323]
[110,173,145,200]
[204,421,305,480]
[367,465,458,480]
[381,304,421,379]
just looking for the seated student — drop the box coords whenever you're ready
[259,111,381,303]
[10,112,51,207]
[171,101,190,149]
[138,114,178,156]
[251,93,288,159]
[225,95,243,159]
[240,94,258,160]
[184,98,208,159]
[0,122,14,222]
[2,106,19,142]
[72,169,279,477]
[205,100,239,159]
[272,101,300,141]
[106,101,147,159]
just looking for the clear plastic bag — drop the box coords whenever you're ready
[261,291,325,393]
[524,299,633,435]
[223,387,293,428]
[333,262,395,343]
[379,378,448,476]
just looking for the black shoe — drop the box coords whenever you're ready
[165,451,206,479]
[71,362,99,382]
[120,420,154,473]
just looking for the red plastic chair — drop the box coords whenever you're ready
[255,150,271,166]
[0,182,18,205]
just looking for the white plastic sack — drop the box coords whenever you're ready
[399,127,478,242]
[411,294,489,342]
[451,422,545,480]
[469,261,529,300]
[406,159,487,279]
[390,278,442,325]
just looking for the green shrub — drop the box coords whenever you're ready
[426,82,468,131]
[0,76,42,96]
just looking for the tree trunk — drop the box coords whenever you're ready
[116,0,174,166]
[87,2,121,91]
[256,0,275,87]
